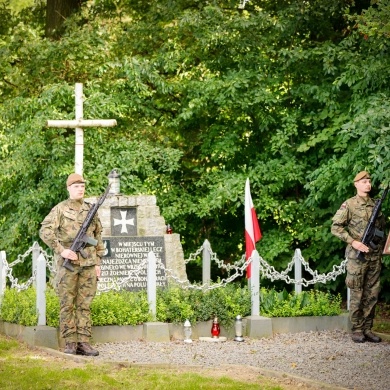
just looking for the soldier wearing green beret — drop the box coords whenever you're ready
[40,173,104,356]
[331,171,386,343]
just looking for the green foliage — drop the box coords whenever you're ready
[0,285,341,327]
[1,0,390,301]
[156,286,196,324]
[260,288,342,317]
[0,0,36,14]
[156,283,251,327]
[91,290,151,326]
[0,287,38,326]
[190,283,252,327]
[45,287,60,327]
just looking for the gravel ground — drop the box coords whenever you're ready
[91,330,390,390]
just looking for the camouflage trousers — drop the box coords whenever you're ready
[57,264,97,342]
[346,257,381,333]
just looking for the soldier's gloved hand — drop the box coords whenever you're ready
[61,249,78,260]
[352,240,369,252]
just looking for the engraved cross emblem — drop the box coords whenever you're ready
[113,210,134,233]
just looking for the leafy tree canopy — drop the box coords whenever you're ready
[1,0,389,300]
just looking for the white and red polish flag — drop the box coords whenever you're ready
[245,178,262,278]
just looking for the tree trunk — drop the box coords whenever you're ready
[45,0,82,38]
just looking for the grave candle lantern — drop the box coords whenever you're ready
[211,316,220,338]
[183,319,192,343]
[234,315,244,342]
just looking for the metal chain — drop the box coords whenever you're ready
[258,255,348,287]
[2,242,347,293]
[1,248,37,291]
[185,245,205,264]
[207,247,247,272]
[196,245,347,288]
[8,246,34,268]
[163,256,252,290]
[38,247,56,275]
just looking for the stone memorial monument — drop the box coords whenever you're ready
[46,83,186,293]
[85,170,187,291]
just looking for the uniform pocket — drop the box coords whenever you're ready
[61,210,79,238]
[346,262,363,289]
[55,264,67,292]
[63,210,77,222]
[345,245,358,260]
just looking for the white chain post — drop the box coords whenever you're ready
[147,251,157,320]
[32,241,41,289]
[250,250,260,316]
[294,249,302,294]
[36,254,47,326]
[202,239,211,288]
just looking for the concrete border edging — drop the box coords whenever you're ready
[0,314,350,349]
[271,313,350,334]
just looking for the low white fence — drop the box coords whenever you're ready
[0,240,348,326]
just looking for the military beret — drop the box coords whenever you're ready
[353,171,370,182]
[66,173,85,187]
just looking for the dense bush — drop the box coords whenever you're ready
[0,284,341,327]
[45,287,60,327]
[260,288,342,317]
[0,287,38,326]
[91,290,152,326]
[156,283,252,326]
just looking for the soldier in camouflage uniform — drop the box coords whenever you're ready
[331,171,385,343]
[39,173,105,356]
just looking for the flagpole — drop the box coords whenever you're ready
[243,179,272,337]
[244,178,262,315]
[245,178,262,278]
[251,250,260,316]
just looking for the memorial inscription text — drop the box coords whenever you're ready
[99,236,167,291]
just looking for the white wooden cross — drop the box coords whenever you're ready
[46,83,117,175]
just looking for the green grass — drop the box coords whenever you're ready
[373,303,390,334]
[0,334,286,390]
[373,320,390,334]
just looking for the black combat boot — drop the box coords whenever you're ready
[76,342,99,356]
[351,332,366,343]
[64,342,77,354]
[364,331,382,343]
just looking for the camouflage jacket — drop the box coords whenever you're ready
[331,195,386,258]
[39,198,105,266]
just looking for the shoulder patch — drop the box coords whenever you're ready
[339,202,347,210]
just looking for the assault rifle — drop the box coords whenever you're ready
[357,185,389,262]
[62,184,111,271]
